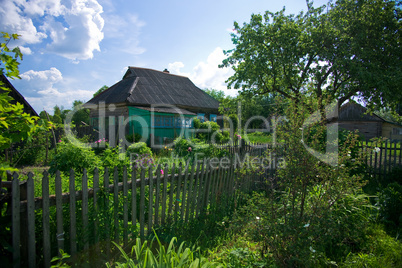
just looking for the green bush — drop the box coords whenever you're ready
[126,142,152,157]
[99,144,130,170]
[49,141,100,174]
[193,118,229,144]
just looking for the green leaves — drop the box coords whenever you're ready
[222,0,402,110]
[0,32,22,79]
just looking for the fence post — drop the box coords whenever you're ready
[42,171,50,268]
[147,166,154,235]
[55,171,64,255]
[27,173,35,268]
[69,169,77,259]
[12,173,20,268]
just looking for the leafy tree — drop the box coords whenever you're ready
[0,32,49,172]
[93,85,108,97]
[71,100,90,126]
[203,88,226,102]
[221,0,402,112]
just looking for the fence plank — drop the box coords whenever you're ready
[161,164,168,224]
[185,164,196,223]
[195,161,205,218]
[168,163,176,220]
[131,168,137,227]
[55,170,64,254]
[383,141,388,180]
[103,168,110,259]
[180,164,189,222]
[155,165,161,226]
[42,171,51,268]
[82,170,89,253]
[175,163,183,222]
[139,168,146,239]
[190,163,201,220]
[204,162,213,209]
[27,173,35,268]
[69,169,77,258]
[123,167,128,246]
[147,166,154,235]
[113,167,119,243]
[93,168,100,253]
[12,174,20,268]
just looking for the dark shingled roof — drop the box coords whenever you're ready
[0,74,38,116]
[86,67,219,110]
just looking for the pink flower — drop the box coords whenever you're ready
[237,134,242,139]
[161,169,164,175]
[58,140,61,143]
[188,147,192,152]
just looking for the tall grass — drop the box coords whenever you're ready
[106,233,220,267]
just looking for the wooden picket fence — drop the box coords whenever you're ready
[359,140,402,180]
[2,160,259,268]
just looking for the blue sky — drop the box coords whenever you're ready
[1,0,328,114]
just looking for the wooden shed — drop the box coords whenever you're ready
[335,102,402,141]
[85,67,220,146]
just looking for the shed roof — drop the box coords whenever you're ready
[338,102,383,122]
[86,67,219,111]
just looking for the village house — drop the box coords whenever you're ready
[85,67,220,146]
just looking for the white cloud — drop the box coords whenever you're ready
[0,0,105,61]
[168,62,188,76]
[19,46,32,55]
[102,13,145,55]
[168,47,237,97]
[19,67,93,112]
[0,0,47,45]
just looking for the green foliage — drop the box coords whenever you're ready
[340,225,402,268]
[93,85,108,97]
[221,0,402,111]
[71,100,90,127]
[0,32,22,78]
[99,144,130,171]
[193,118,230,144]
[378,182,402,228]
[49,140,100,174]
[107,234,219,267]
[203,88,226,102]
[125,133,142,143]
[50,249,71,268]
[232,100,374,266]
[173,137,228,162]
[126,142,153,157]
[0,32,51,174]
[11,130,52,166]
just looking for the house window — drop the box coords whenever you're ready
[152,115,192,128]
[392,127,402,135]
[210,114,217,122]
[197,113,205,122]
[153,115,174,128]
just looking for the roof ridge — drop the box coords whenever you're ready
[127,66,189,78]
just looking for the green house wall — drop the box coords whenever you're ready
[128,107,195,145]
